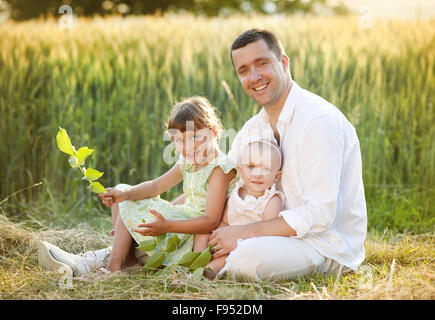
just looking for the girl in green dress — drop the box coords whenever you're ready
[98,96,237,274]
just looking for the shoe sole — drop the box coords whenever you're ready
[38,241,71,273]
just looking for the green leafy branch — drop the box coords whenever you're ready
[56,127,107,193]
[139,233,213,281]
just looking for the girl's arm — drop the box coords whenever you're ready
[166,167,236,233]
[192,202,230,252]
[218,201,230,227]
[124,164,183,201]
[263,194,283,220]
[135,167,236,236]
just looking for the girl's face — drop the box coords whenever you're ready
[238,143,282,196]
[173,127,217,165]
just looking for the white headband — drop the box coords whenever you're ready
[240,137,282,168]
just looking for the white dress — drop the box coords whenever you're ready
[227,180,285,226]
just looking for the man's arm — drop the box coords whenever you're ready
[238,216,296,238]
[209,217,296,258]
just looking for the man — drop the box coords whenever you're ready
[208,28,367,280]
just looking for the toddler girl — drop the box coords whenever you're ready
[98,96,237,275]
[204,138,285,279]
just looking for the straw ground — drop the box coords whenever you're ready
[0,211,433,300]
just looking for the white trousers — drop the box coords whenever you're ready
[219,236,344,281]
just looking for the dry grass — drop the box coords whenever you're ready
[0,213,433,300]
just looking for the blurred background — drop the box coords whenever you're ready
[1,0,434,20]
[0,1,433,235]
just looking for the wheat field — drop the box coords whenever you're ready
[0,14,434,299]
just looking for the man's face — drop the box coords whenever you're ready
[231,39,289,108]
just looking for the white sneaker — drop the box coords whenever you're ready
[74,247,112,276]
[38,241,75,274]
[38,241,112,277]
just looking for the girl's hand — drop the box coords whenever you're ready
[133,209,169,236]
[98,187,126,207]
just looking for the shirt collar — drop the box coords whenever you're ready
[258,80,298,125]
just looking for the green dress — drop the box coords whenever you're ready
[116,150,237,266]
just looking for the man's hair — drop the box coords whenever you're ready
[230,28,285,63]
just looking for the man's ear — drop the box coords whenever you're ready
[281,55,290,71]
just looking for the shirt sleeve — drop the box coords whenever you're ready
[279,114,344,239]
[227,129,241,164]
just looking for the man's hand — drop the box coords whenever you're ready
[208,224,244,259]
[133,209,169,236]
[98,187,126,207]
[208,218,296,259]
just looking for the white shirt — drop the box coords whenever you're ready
[227,81,367,271]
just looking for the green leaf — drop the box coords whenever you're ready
[56,128,75,156]
[192,267,205,281]
[189,247,212,271]
[89,181,107,193]
[177,251,201,268]
[156,233,167,243]
[68,156,78,168]
[76,147,94,166]
[165,234,181,253]
[84,168,104,181]
[144,251,166,270]
[138,239,157,252]
[153,265,175,277]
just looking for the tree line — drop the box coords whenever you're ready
[3,0,349,20]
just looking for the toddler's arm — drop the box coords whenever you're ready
[263,194,283,220]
